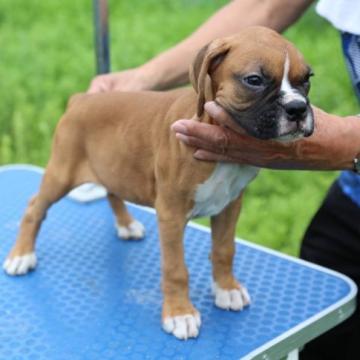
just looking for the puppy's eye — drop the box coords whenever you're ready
[303,71,314,85]
[243,75,264,88]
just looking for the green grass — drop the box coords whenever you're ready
[0,1,359,255]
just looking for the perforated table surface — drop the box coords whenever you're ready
[0,165,357,360]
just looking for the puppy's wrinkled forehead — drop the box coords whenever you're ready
[220,28,308,83]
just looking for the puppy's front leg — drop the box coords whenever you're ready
[211,194,251,311]
[156,198,200,340]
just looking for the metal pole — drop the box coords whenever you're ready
[68,0,110,202]
[93,0,110,74]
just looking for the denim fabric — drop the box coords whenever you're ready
[338,32,360,207]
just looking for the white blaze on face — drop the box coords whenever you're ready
[276,52,313,141]
[280,53,306,104]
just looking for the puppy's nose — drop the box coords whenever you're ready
[284,100,307,120]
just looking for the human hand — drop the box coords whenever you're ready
[171,101,358,171]
[171,101,301,169]
[87,67,155,93]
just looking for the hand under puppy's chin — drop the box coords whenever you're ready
[211,111,248,135]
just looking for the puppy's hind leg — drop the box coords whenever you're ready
[3,168,73,276]
[210,194,251,311]
[107,194,145,240]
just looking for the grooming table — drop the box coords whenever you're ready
[0,165,356,360]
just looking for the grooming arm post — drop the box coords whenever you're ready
[68,0,110,203]
[93,0,110,74]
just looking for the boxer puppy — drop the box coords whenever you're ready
[3,26,314,340]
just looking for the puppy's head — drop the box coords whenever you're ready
[190,26,314,141]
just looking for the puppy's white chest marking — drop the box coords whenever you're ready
[190,163,259,218]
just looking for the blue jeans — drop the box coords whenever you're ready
[339,32,360,207]
[300,32,360,360]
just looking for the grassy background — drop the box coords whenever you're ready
[0,1,358,255]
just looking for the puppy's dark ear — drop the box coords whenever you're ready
[189,39,231,117]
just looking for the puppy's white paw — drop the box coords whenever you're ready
[116,220,145,240]
[163,313,201,340]
[212,281,251,311]
[3,253,37,276]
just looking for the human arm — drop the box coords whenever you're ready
[171,102,360,171]
[88,0,314,93]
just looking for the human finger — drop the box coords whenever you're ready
[172,120,231,152]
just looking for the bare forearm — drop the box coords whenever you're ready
[293,108,360,171]
[142,0,314,90]
[172,103,360,171]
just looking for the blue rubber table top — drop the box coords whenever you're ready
[0,166,356,360]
